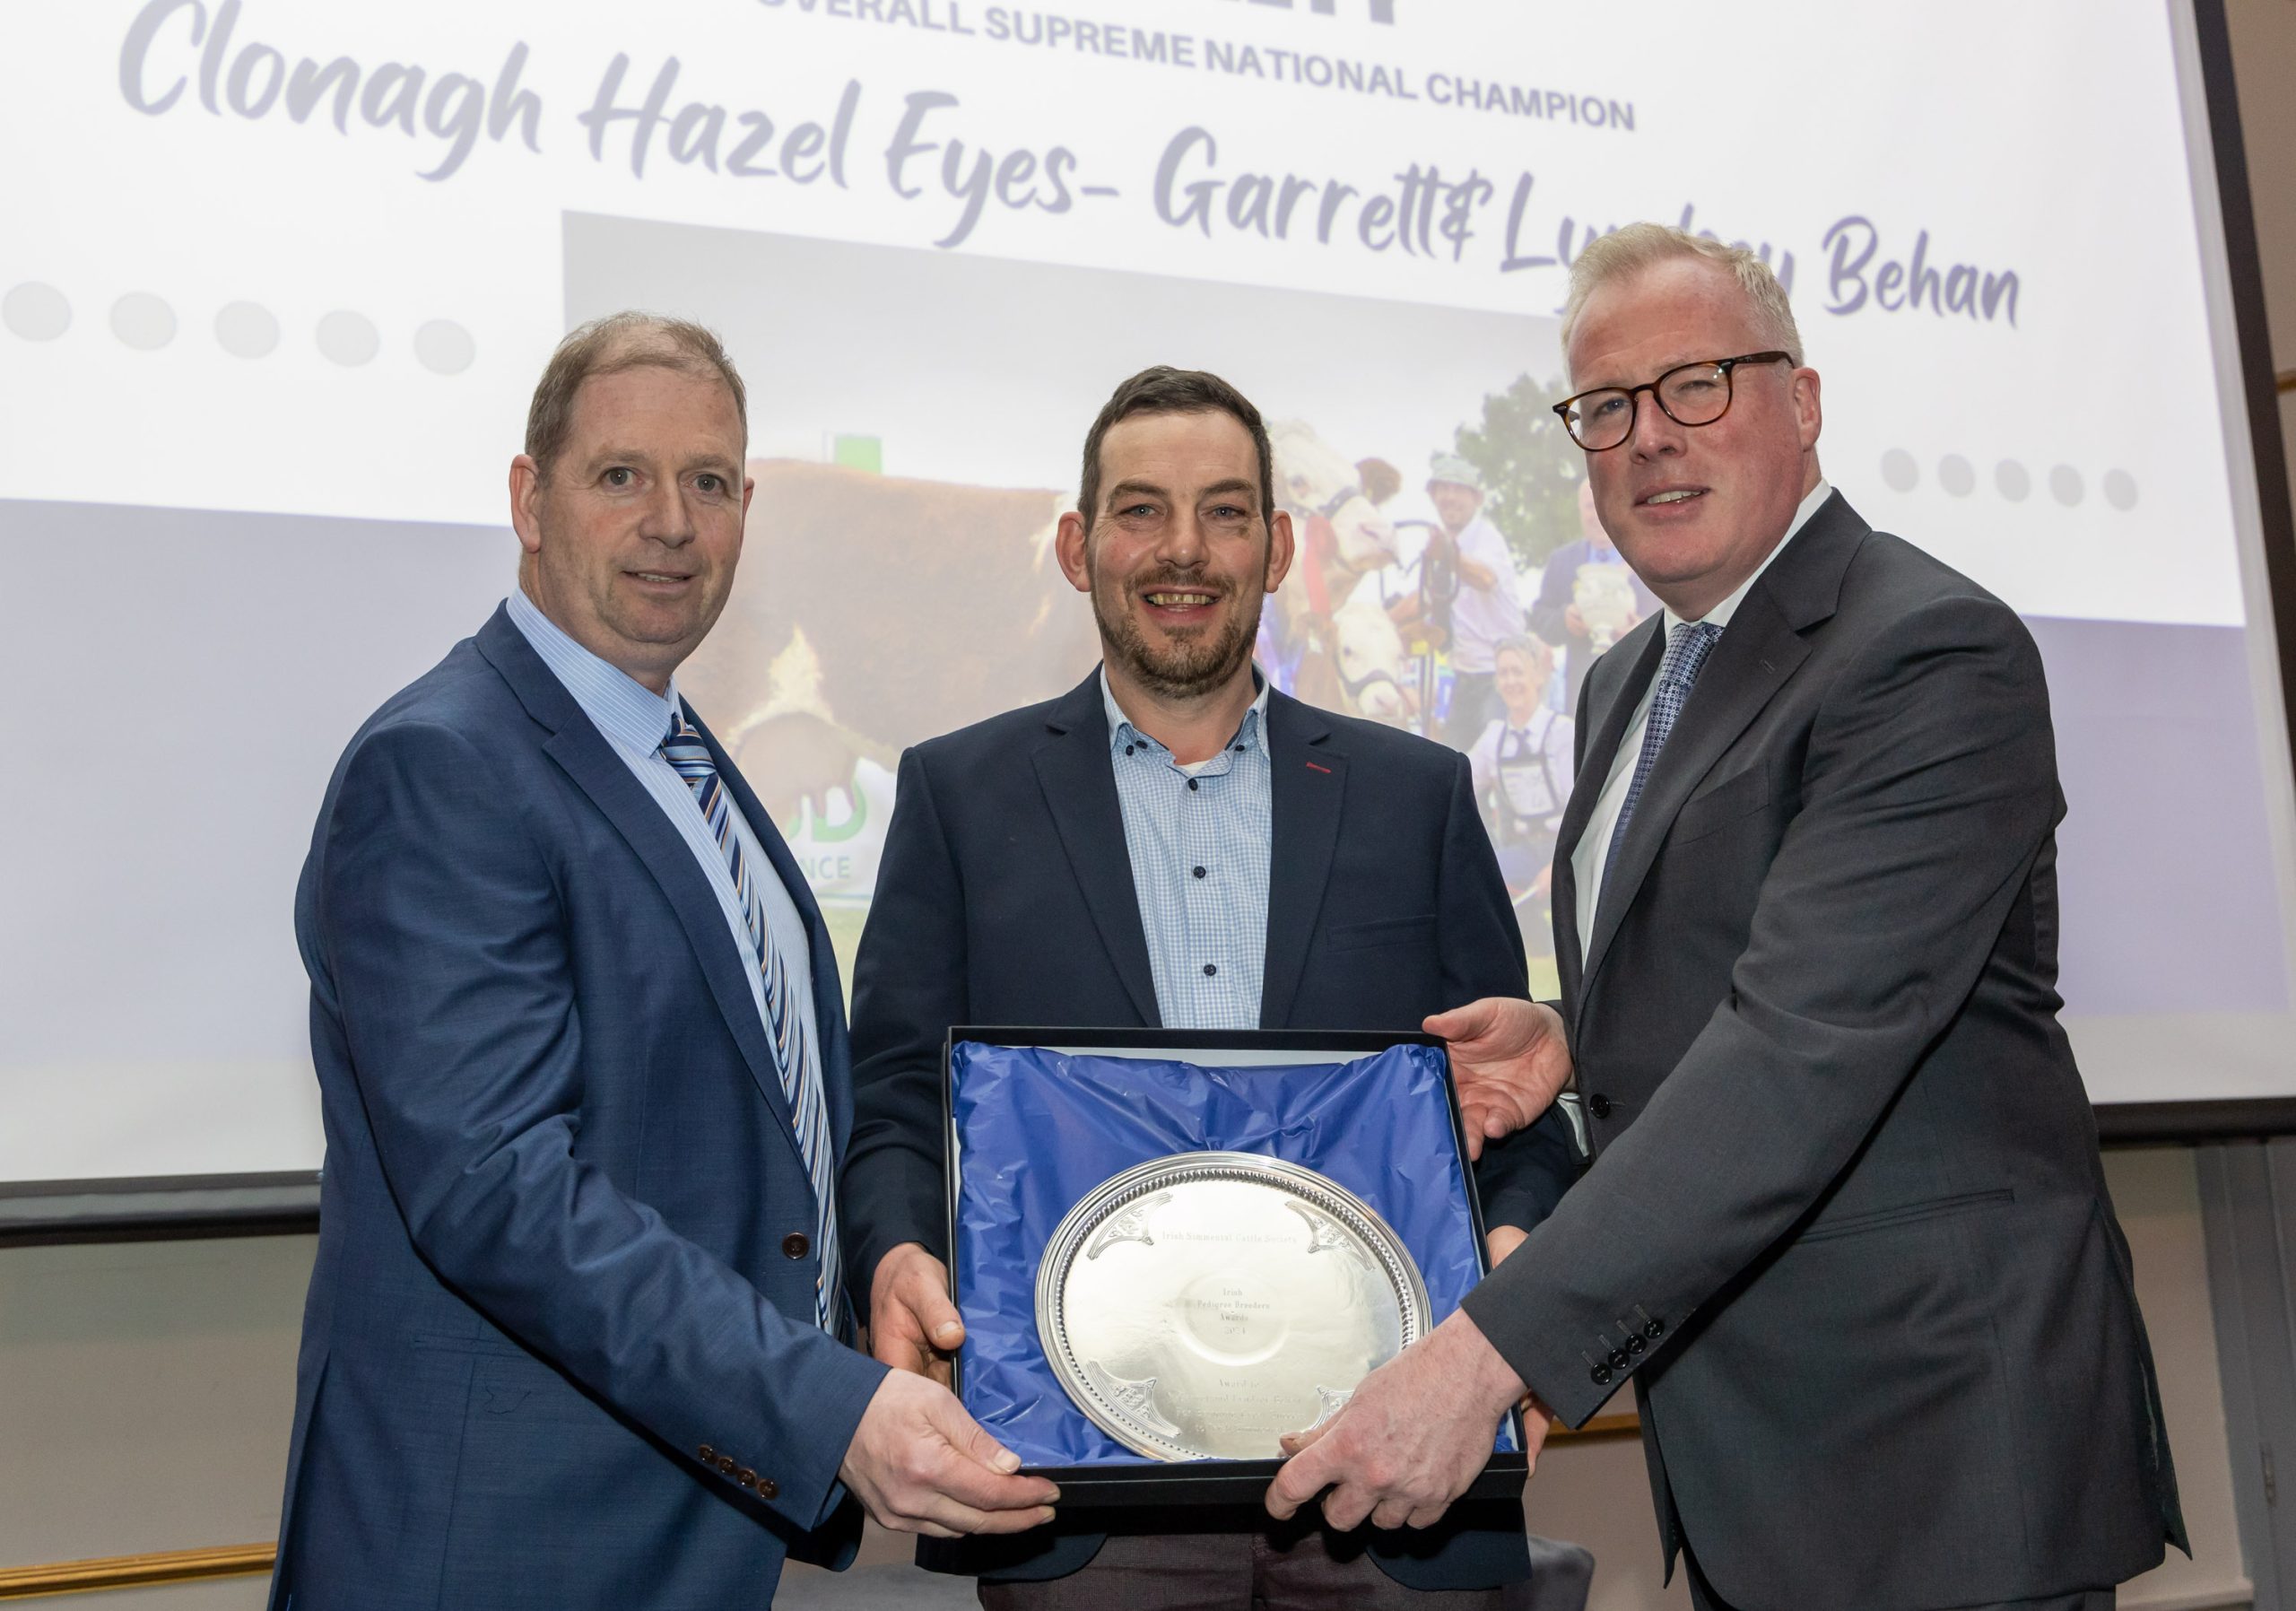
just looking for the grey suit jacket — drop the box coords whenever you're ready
[1461,494,2185,1610]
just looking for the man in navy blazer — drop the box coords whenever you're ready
[842,367,1586,1607]
[270,313,1055,1610]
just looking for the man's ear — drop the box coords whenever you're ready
[1264,508,1296,594]
[509,456,545,556]
[1793,367,1823,453]
[1054,510,1092,596]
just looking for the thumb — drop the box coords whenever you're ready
[1424,997,1492,1043]
[936,1392,1023,1475]
[922,1288,966,1348]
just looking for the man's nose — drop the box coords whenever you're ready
[639,480,697,544]
[1629,391,1684,458]
[1155,509,1210,565]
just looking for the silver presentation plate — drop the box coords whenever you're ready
[1035,1152,1431,1461]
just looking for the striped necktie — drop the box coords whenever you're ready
[1601,621,1723,903]
[660,712,843,1336]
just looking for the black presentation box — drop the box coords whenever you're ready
[940,1025,1531,1509]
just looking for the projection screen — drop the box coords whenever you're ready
[3,0,2292,1218]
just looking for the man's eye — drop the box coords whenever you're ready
[603,467,635,488]
[695,474,724,493]
[1121,503,1158,518]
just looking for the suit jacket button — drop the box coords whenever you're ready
[756,1476,779,1500]
[717,1455,735,1474]
[1607,1348,1630,1371]
[698,1444,716,1463]
[1644,1318,1665,1340]
[1587,1094,1613,1119]
[1590,1363,1613,1386]
[782,1232,811,1259]
[737,1467,758,1486]
[1625,1335,1646,1357]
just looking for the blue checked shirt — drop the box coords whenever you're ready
[1101,669,1274,1030]
[505,589,826,1149]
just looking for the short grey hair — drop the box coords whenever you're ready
[1559,222,1804,374]
[525,312,747,480]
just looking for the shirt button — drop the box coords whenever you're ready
[782,1232,810,1259]
[1192,866,1206,879]
[1202,963,1217,977]
[1187,778,1199,792]
[1126,745,1136,756]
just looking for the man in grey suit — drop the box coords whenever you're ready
[1268,224,2186,1610]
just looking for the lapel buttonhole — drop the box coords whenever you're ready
[1306,761,1332,774]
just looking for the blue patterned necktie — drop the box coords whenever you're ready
[1601,621,1724,901]
[661,713,843,1335]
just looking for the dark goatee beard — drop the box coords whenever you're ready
[1091,565,1265,701]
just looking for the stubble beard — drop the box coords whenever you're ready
[1090,561,1265,702]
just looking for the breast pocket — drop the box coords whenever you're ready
[1669,765,1770,846]
[1323,913,1437,954]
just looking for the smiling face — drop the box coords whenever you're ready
[509,361,752,692]
[1429,479,1483,535]
[1566,256,1821,621]
[1056,408,1294,704]
[1494,642,1549,721]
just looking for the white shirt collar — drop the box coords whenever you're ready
[1661,478,1833,635]
[505,586,682,755]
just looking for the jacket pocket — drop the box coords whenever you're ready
[1797,1188,2015,1244]
[1323,913,1437,954]
[1670,766,1770,845]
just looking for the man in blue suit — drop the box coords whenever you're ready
[271,313,1056,1609]
[843,367,1587,1607]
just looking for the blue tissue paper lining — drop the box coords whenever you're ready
[948,1041,1514,1467]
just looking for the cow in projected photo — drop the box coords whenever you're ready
[1263,420,1415,727]
[680,461,1098,834]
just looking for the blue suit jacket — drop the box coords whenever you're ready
[843,672,1580,1589]
[270,606,887,1610]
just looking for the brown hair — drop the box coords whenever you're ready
[524,312,748,479]
[1077,366,1274,533]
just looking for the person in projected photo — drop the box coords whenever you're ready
[1528,480,1658,716]
[841,366,1591,1609]
[267,313,1054,1611]
[1464,635,1572,959]
[1265,223,2186,1611]
[1423,455,1529,748]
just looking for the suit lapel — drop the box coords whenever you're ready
[1261,692,1344,1029]
[1031,673,1161,1026]
[1576,493,1867,1002]
[1552,617,1665,1006]
[474,612,804,1154]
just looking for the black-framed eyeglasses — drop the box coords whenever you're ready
[1552,352,1793,452]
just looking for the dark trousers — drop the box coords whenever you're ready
[979,1528,1594,1611]
[1683,1543,2113,1611]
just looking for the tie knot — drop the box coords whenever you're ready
[1660,621,1722,689]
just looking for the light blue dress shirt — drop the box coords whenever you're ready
[1100,669,1274,1031]
[505,589,822,1094]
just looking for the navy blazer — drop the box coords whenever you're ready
[843,672,1579,1589]
[270,606,886,1610]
